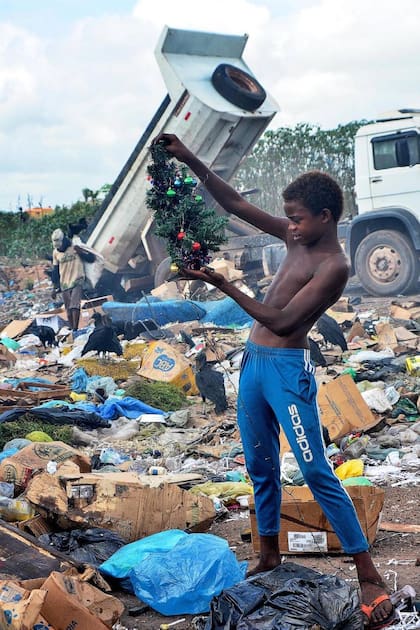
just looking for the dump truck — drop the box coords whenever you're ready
[346,108,420,296]
[85,26,280,299]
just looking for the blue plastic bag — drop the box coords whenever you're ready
[129,531,247,615]
[100,529,187,581]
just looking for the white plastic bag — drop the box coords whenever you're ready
[72,236,105,289]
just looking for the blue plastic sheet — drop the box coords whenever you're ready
[102,296,253,328]
[71,367,88,393]
[0,447,19,462]
[38,397,164,420]
[114,531,247,615]
[199,297,253,327]
[76,396,164,420]
[102,299,205,326]
[3,377,54,390]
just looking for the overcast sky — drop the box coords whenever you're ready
[1,0,419,211]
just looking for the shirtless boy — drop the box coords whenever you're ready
[153,133,395,629]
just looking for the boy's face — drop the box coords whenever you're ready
[284,200,329,245]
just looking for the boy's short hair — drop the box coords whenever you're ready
[282,171,343,222]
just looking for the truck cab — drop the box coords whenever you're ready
[348,109,420,296]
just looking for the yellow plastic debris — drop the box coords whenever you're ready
[70,391,87,402]
[25,431,53,442]
[335,458,364,480]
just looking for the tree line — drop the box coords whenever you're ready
[0,121,366,260]
[233,120,366,218]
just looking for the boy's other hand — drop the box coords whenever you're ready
[179,266,226,289]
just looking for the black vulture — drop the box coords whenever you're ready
[195,351,228,415]
[81,313,123,358]
[124,319,165,341]
[316,313,348,351]
[68,217,88,239]
[180,330,195,349]
[308,337,327,367]
[29,324,58,348]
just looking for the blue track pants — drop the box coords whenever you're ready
[237,341,368,555]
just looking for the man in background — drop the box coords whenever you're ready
[51,228,95,331]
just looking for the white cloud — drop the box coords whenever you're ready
[0,0,419,210]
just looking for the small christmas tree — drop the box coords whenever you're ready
[146,142,228,271]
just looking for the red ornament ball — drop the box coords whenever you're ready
[192,241,201,251]
[177,231,186,240]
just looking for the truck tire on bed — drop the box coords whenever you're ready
[211,64,266,112]
[355,229,418,296]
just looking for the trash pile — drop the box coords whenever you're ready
[0,267,418,627]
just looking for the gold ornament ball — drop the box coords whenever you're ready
[170,263,179,273]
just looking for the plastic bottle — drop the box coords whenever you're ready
[148,466,167,476]
[0,497,35,522]
[212,496,224,512]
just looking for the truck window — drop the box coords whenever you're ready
[372,131,420,170]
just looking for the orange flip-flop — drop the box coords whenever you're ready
[361,593,396,629]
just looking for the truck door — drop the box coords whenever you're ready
[368,130,420,210]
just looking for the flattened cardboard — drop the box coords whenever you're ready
[375,322,398,349]
[250,484,385,554]
[27,471,216,542]
[0,319,32,339]
[317,374,378,438]
[280,374,378,454]
[0,520,71,579]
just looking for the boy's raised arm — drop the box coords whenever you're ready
[153,133,290,241]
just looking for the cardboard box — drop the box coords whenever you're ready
[250,484,385,554]
[1,571,124,629]
[280,374,379,454]
[27,471,216,542]
[39,571,122,629]
[138,340,199,395]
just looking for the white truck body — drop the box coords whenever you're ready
[85,26,279,295]
[348,109,420,295]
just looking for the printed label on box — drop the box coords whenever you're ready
[287,531,328,552]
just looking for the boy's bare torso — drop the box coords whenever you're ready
[249,238,347,348]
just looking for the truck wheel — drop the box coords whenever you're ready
[211,64,266,112]
[354,230,418,296]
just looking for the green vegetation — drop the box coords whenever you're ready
[0,417,73,450]
[233,120,368,219]
[0,199,100,259]
[125,378,187,412]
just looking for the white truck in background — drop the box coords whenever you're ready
[347,109,420,296]
[85,26,279,299]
